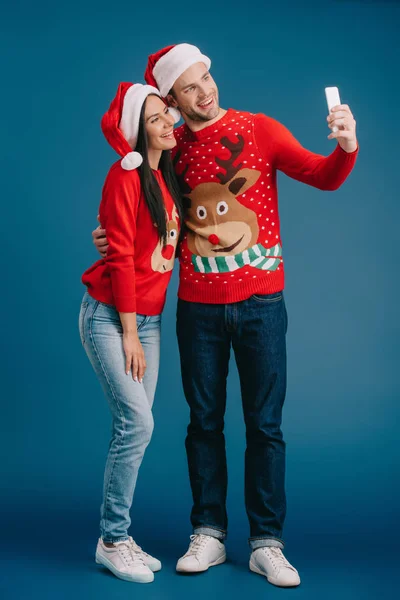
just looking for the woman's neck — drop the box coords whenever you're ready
[147,148,162,170]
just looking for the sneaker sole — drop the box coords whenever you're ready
[249,560,301,588]
[95,553,154,583]
[176,553,226,573]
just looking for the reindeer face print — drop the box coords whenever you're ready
[178,135,261,258]
[151,205,180,273]
[184,169,261,257]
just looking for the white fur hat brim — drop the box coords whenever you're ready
[153,44,211,97]
[119,83,161,149]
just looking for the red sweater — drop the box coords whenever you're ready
[173,108,358,304]
[82,163,180,315]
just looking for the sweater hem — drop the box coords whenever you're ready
[177,270,285,304]
[85,288,164,316]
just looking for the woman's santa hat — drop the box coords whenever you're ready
[144,43,211,97]
[101,82,179,171]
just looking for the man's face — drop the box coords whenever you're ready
[168,62,220,123]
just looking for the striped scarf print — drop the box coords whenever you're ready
[192,243,282,274]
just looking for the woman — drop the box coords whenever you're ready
[79,82,182,583]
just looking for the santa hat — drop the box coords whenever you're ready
[101,82,179,171]
[144,43,211,98]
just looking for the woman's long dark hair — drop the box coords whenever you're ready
[135,95,184,246]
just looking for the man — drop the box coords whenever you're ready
[93,43,358,587]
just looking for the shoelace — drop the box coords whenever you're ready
[129,537,150,558]
[186,534,211,556]
[261,547,295,572]
[114,541,146,567]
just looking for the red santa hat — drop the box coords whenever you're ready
[101,82,179,171]
[144,43,211,98]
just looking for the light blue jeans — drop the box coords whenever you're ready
[79,290,161,543]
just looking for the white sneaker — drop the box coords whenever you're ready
[176,534,226,573]
[129,537,161,572]
[95,538,154,583]
[249,547,300,587]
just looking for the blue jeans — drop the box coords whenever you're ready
[79,291,161,542]
[176,292,288,550]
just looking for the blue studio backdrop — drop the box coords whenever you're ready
[1,1,399,599]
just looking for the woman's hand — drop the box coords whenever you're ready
[123,331,146,382]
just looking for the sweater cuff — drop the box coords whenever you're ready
[337,142,359,156]
[114,296,137,313]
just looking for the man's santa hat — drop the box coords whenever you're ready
[101,82,179,171]
[144,43,211,98]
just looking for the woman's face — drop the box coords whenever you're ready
[144,95,176,151]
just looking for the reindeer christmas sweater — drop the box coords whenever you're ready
[82,165,180,315]
[173,108,358,304]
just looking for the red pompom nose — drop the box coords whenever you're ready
[161,244,174,260]
[208,234,220,245]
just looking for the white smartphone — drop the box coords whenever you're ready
[325,86,341,133]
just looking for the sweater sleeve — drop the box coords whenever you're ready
[254,113,358,191]
[101,167,140,313]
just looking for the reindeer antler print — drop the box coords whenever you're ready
[215,135,245,184]
[173,150,192,195]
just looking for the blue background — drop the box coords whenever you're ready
[1,0,399,598]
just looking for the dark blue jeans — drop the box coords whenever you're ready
[176,291,288,550]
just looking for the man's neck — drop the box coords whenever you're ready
[184,108,227,133]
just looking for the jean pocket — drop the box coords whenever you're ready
[98,300,115,308]
[251,292,283,303]
[136,314,151,332]
[92,300,120,323]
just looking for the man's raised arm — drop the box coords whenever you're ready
[254,105,358,191]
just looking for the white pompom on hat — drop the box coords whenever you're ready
[101,82,180,171]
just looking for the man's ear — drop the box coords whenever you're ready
[166,93,178,108]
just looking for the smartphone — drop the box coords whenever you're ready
[325,86,341,133]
